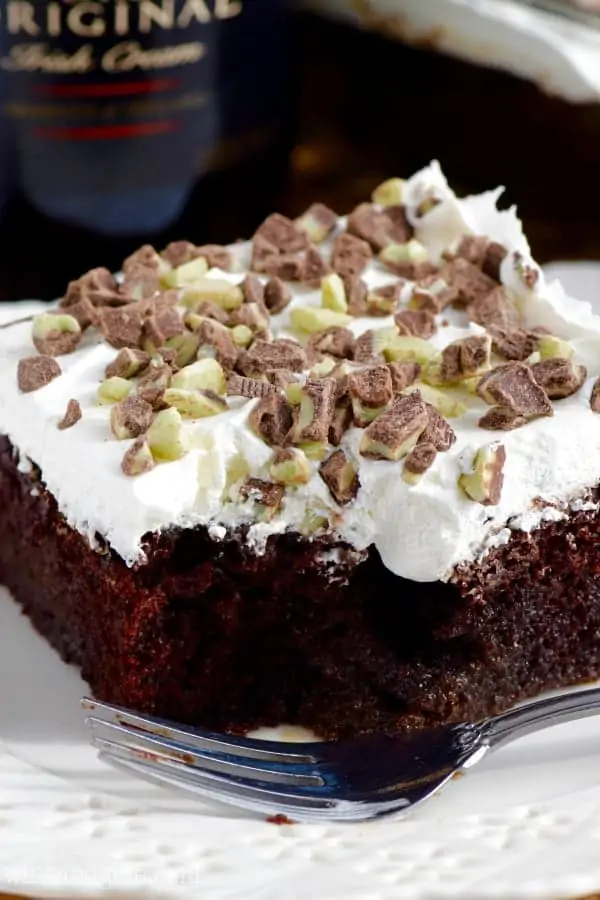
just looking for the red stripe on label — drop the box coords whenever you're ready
[35,121,179,140]
[35,78,181,98]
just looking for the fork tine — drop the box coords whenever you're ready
[81,697,318,764]
[92,735,342,814]
[99,750,357,823]
[97,741,409,823]
[85,716,324,786]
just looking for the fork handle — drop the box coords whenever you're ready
[483,685,600,750]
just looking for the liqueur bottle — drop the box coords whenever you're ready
[0,0,290,301]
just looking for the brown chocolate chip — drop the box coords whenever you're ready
[162,240,231,271]
[468,286,520,330]
[489,327,539,361]
[160,240,199,268]
[156,347,178,369]
[296,202,338,242]
[348,365,393,414]
[249,393,293,446]
[410,274,459,313]
[98,305,145,349]
[60,267,119,309]
[264,254,305,282]
[308,326,355,360]
[254,213,309,254]
[420,403,456,452]
[57,398,82,430]
[331,367,350,399]
[292,379,337,443]
[439,334,491,383]
[227,373,277,398]
[242,274,266,307]
[384,205,414,244]
[123,244,161,271]
[394,309,437,339]
[65,297,95,331]
[229,303,271,339]
[366,283,402,317]
[136,360,172,410]
[453,235,489,268]
[439,342,462,383]
[195,244,233,271]
[300,245,331,287]
[461,334,491,374]
[120,261,160,300]
[383,258,437,280]
[18,355,62,393]
[319,449,360,505]
[329,398,353,445]
[404,441,437,478]
[478,362,553,422]
[121,436,155,476]
[373,282,402,304]
[460,443,506,504]
[33,326,82,358]
[105,348,150,379]
[193,301,230,325]
[265,369,299,388]
[264,277,291,314]
[483,242,508,281]
[387,361,421,392]
[348,204,412,252]
[344,274,369,316]
[331,233,372,279]
[97,289,133,310]
[139,289,179,315]
[112,396,154,438]
[143,308,184,348]
[530,358,587,399]
[443,258,498,306]
[451,235,507,283]
[239,478,284,511]
[591,378,600,413]
[195,320,238,371]
[347,203,395,252]
[360,392,429,461]
[160,241,203,269]
[478,407,528,431]
[354,330,381,364]
[251,234,280,273]
[238,338,307,376]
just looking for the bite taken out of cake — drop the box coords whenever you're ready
[2,162,600,739]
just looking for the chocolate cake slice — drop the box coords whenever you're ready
[2,163,600,739]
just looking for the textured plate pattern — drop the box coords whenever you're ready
[2,732,600,899]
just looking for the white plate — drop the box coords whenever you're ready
[2,271,600,900]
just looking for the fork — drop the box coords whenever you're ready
[0,314,36,329]
[81,686,600,822]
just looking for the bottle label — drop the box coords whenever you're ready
[0,0,287,233]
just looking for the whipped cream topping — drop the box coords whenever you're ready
[2,162,600,583]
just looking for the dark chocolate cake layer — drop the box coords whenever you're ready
[2,434,600,739]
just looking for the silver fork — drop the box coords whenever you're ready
[81,686,600,822]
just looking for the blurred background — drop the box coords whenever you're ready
[1,0,600,302]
